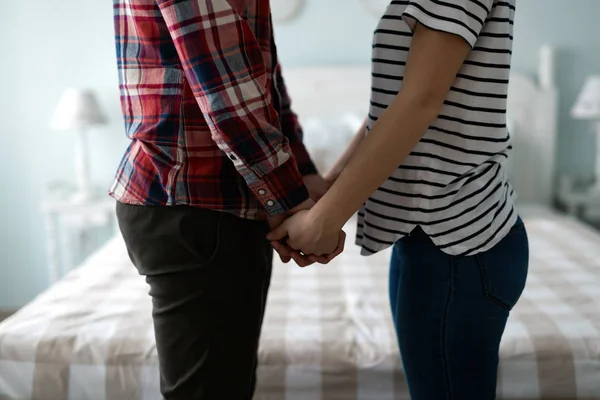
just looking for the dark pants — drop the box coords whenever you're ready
[389,217,529,400]
[116,203,273,400]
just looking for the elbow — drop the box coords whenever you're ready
[410,92,445,123]
[395,85,446,126]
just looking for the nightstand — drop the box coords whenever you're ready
[42,184,118,283]
[556,175,600,222]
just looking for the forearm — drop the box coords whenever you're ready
[208,95,310,215]
[324,119,367,181]
[311,23,472,229]
[311,95,438,229]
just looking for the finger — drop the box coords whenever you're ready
[308,248,340,264]
[329,230,346,260]
[285,236,324,257]
[279,242,294,263]
[276,250,291,263]
[277,252,291,263]
[271,241,292,263]
[284,237,306,254]
[290,251,315,268]
[266,222,288,241]
[310,230,346,264]
[309,254,332,264]
[338,230,347,249]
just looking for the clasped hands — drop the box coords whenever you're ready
[266,174,346,267]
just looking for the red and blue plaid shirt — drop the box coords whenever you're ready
[110,0,316,219]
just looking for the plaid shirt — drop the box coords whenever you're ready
[110,0,317,219]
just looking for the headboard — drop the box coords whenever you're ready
[284,45,559,207]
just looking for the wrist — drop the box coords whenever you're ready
[308,198,345,234]
[289,198,315,215]
[250,157,309,217]
[323,168,339,184]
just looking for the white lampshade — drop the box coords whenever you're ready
[50,88,108,131]
[572,76,600,120]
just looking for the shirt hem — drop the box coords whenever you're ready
[109,192,264,221]
[356,207,519,257]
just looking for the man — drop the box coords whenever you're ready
[110,0,340,398]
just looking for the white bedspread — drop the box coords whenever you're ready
[1,207,599,399]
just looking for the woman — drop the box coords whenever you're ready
[268,0,528,398]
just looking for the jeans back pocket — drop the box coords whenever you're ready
[476,218,529,310]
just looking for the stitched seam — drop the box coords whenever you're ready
[441,257,455,400]
[476,253,513,310]
[206,211,223,265]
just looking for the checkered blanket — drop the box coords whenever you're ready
[1,206,599,399]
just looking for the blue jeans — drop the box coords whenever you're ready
[389,217,529,400]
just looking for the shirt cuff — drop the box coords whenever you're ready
[290,140,318,176]
[248,157,310,216]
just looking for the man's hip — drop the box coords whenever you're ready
[116,202,274,399]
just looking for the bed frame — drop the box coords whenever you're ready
[283,45,559,207]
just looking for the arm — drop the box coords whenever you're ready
[323,119,368,183]
[156,0,308,216]
[313,24,472,230]
[268,0,494,256]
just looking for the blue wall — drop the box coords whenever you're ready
[1,0,599,309]
[0,1,127,308]
[510,0,600,177]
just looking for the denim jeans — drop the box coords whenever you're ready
[389,217,529,400]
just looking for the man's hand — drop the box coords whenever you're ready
[303,174,331,201]
[266,198,316,267]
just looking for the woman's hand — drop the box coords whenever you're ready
[267,210,346,265]
[266,198,316,266]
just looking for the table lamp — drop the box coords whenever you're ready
[572,76,600,195]
[50,88,108,202]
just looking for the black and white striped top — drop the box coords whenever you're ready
[356,0,518,256]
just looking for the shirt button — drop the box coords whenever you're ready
[266,200,275,207]
[258,189,266,196]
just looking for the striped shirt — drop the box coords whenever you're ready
[357,0,518,256]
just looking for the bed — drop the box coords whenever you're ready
[1,209,599,399]
[1,47,599,399]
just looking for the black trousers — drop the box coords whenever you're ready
[116,202,273,400]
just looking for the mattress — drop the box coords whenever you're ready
[0,206,599,399]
